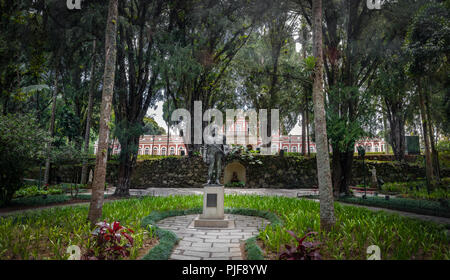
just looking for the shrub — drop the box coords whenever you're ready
[339,196,450,218]
[13,185,63,198]
[381,180,449,201]
[225,181,245,188]
[279,231,321,260]
[0,114,48,205]
[82,221,134,260]
[436,140,450,153]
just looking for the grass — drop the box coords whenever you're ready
[0,194,448,260]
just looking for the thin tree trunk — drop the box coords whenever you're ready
[424,83,440,180]
[166,93,170,155]
[306,107,310,156]
[312,0,335,231]
[382,108,389,155]
[301,108,306,155]
[418,79,433,192]
[81,39,97,185]
[88,0,118,224]
[44,71,59,185]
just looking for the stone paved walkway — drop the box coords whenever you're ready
[156,214,270,260]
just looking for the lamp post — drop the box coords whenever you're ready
[357,145,367,199]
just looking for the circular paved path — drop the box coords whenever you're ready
[156,214,270,260]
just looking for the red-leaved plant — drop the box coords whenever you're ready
[82,221,134,260]
[279,231,322,260]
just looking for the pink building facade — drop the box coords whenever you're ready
[94,116,387,155]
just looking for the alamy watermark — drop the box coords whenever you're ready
[367,0,398,10]
[67,0,81,10]
[171,101,280,155]
[367,245,381,260]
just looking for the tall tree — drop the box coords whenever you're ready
[311,0,335,230]
[81,39,98,185]
[112,0,164,196]
[43,70,59,185]
[405,1,449,184]
[88,0,118,223]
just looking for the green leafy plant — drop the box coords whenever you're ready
[279,231,321,260]
[82,221,134,260]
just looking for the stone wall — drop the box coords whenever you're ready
[27,155,449,188]
[130,156,450,189]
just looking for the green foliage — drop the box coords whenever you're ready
[0,114,48,205]
[226,145,263,165]
[227,195,449,259]
[0,195,448,260]
[2,194,70,208]
[245,237,265,260]
[140,208,201,260]
[137,155,180,161]
[381,180,449,201]
[224,182,245,188]
[405,1,450,78]
[437,140,450,153]
[13,185,63,198]
[339,196,449,218]
[142,117,166,136]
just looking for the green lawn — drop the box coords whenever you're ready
[0,195,448,260]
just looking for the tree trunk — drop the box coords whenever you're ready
[418,79,433,192]
[331,145,354,196]
[88,0,118,224]
[114,135,139,197]
[312,0,335,231]
[306,107,310,156]
[44,71,59,185]
[424,83,440,180]
[386,101,406,162]
[81,39,97,185]
[301,108,306,155]
[382,108,389,155]
[166,94,170,155]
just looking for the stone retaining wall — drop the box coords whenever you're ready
[129,156,449,189]
[27,155,449,189]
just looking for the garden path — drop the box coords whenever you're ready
[155,214,270,260]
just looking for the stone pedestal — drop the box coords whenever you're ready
[193,185,233,228]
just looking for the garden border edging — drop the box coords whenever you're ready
[139,207,282,260]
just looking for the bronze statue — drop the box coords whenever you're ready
[203,125,228,185]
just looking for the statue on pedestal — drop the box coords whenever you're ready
[203,125,229,185]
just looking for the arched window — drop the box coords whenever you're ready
[170,147,175,155]
[283,146,288,152]
[145,147,149,155]
[179,147,185,156]
[292,146,297,153]
[153,147,159,155]
[161,147,167,155]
